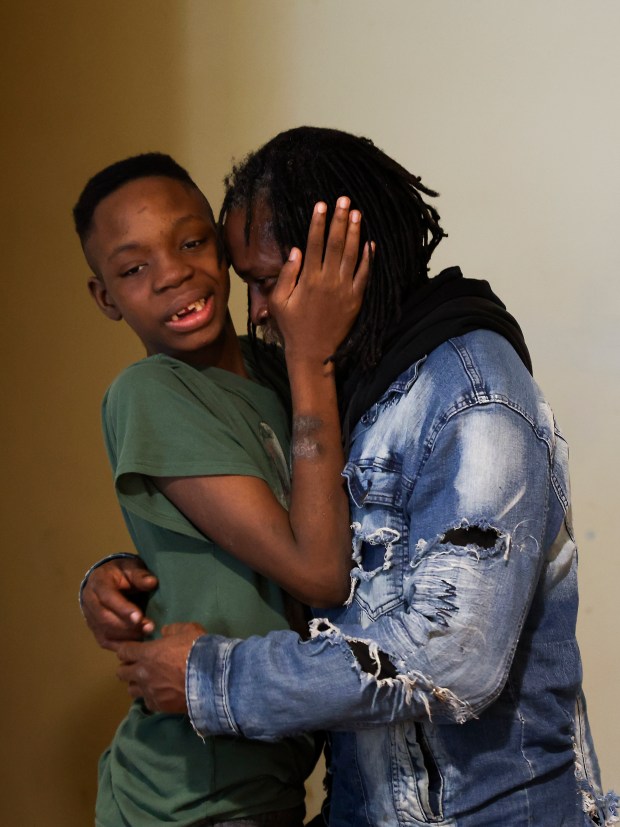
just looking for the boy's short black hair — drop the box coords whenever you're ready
[73,152,198,244]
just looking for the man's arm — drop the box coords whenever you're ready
[116,622,204,712]
[185,404,551,736]
[117,403,553,726]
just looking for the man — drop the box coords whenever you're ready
[83,128,616,825]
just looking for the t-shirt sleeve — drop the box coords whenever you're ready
[102,359,268,539]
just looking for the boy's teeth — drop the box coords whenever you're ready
[171,298,207,321]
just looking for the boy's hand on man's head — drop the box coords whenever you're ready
[116,622,206,714]
[81,557,158,651]
[270,197,371,367]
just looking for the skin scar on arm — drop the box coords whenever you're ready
[291,415,325,460]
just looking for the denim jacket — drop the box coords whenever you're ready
[188,331,615,826]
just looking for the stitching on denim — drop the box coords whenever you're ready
[219,640,241,735]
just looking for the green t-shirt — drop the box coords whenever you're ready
[96,340,316,827]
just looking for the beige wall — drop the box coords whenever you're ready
[1,1,617,823]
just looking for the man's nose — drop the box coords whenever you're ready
[248,286,270,327]
[153,252,193,292]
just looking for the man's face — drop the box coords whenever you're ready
[85,176,231,365]
[223,202,285,344]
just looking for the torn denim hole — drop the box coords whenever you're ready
[308,618,472,724]
[345,523,401,606]
[309,618,339,638]
[414,518,511,564]
[574,739,619,825]
[408,575,458,629]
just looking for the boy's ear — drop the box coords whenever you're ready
[88,276,122,321]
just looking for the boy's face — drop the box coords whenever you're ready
[223,201,285,344]
[85,176,230,364]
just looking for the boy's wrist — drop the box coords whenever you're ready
[78,552,137,615]
[285,352,337,382]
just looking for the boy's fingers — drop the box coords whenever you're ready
[323,197,350,272]
[339,209,362,279]
[303,202,328,273]
[125,568,158,592]
[272,248,302,306]
[140,617,156,634]
[111,557,157,592]
[96,586,147,623]
[84,612,144,651]
[352,241,373,297]
[90,564,157,621]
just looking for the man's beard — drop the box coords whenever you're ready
[260,322,283,347]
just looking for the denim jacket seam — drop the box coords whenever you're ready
[186,637,242,738]
[448,337,487,400]
[372,394,542,500]
[505,671,537,783]
[409,397,497,488]
[550,468,570,513]
[218,639,242,735]
[349,358,427,445]
[475,460,552,716]
[419,395,553,475]
[380,357,427,399]
[398,398,554,716]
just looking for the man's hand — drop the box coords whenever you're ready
[81,556,158,651]
[116,622,206,714]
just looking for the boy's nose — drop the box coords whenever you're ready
[153,254,193,292]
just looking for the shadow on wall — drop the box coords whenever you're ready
[62,677,132,814]
[1,2,186,824]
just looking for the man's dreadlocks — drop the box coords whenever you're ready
[220,126,446,375]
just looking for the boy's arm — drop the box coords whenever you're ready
[156,200,369,607]
[84,201,366,642]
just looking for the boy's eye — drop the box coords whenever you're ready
[121,263,146,277]
[182,237,207,250]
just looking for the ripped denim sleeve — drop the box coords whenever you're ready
[187,405,558,738]
[187,512,538,740]
[312,512,541,726]
[321,403,554,720]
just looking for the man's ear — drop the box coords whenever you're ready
[88,276,122,321]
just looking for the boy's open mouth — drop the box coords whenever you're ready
[169,297,207,322]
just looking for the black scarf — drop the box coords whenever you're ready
[340,267,532,447]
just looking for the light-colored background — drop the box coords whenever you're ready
[1,1,617,823]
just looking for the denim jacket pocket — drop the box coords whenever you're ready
[343,462,406,623]
[391,721,444,823]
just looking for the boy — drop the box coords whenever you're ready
[74,152,369,826]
